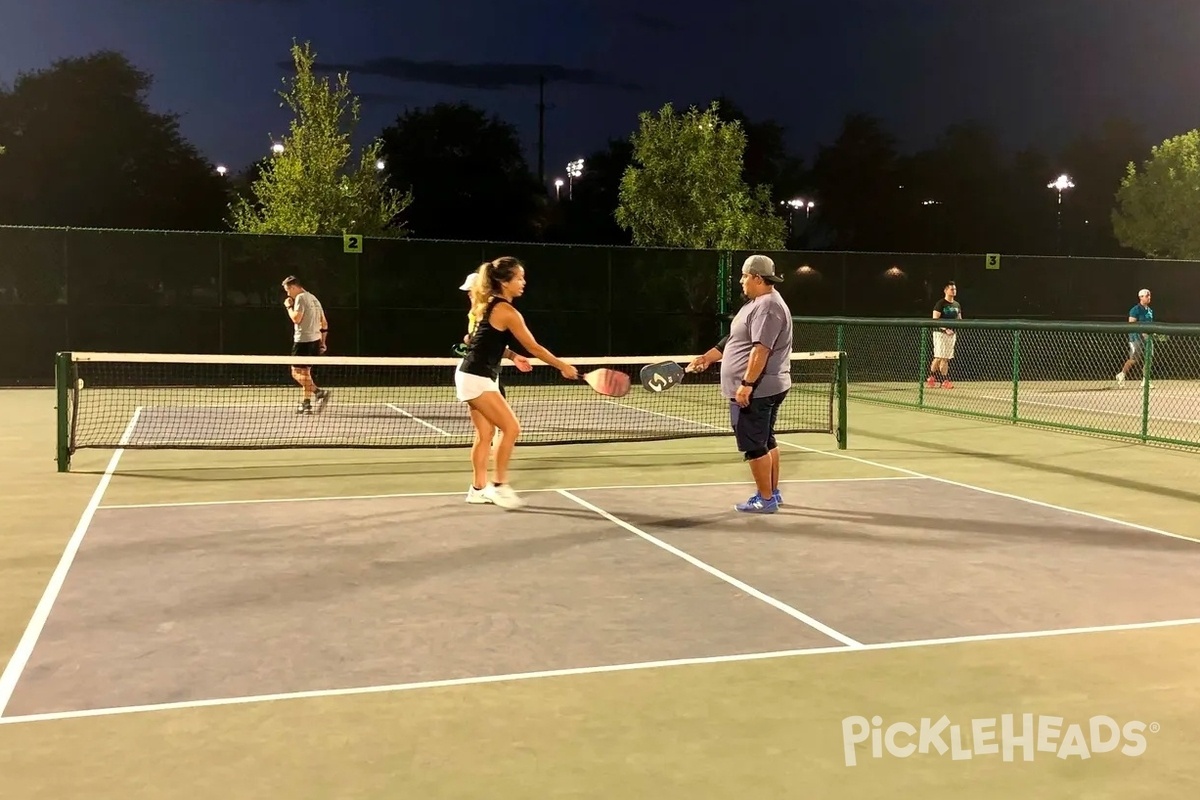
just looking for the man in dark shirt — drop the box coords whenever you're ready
[1117,289,1154,387]
[927,281,961,389]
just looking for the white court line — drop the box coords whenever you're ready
[776,439,1200,545]
[384,403,452,437]
[0,407,143,718]
[1,615,1196,728]
[976,393,1200,426]
[557,489,862,648]
[96,476,923,510]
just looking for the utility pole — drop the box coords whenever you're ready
[537,74,546,187]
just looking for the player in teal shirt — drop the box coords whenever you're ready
[1116,288,1153,385]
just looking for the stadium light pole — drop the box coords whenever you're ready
[271,142,285,155]
[566,158,584,199]
[1048,173,1074,253]
[216,165,227,177]
[554,178,564,201]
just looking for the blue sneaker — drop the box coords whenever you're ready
[773,488,783,506]
[735,494,779,514]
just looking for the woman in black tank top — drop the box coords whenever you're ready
[459,296,519,380]
[455,257,578,509]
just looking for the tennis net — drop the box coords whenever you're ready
[55,351,847,470]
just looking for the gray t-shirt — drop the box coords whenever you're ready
[720,289,793,400]
[293,292,324,343]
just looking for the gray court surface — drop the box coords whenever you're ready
[5,478,1200,718]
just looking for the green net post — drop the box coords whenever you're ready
[837,351,849,450]
[917,328,928,407]
[1010,329,1020,422]
[717,252,730,338]
[836,323,845,354]
[55,351,71,472]
[1141,335,1154,441]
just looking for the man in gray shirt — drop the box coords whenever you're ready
[282,275,331,414]
[689,255,793,514]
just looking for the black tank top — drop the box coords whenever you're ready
[460,297,516,379]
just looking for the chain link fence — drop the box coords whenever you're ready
[794,317,1200,450]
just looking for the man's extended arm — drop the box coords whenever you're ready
[689,335,728,371]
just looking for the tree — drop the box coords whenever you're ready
[1111,130,1200,259]
[708,96,808,205]
[542,137,634,245]
[376,103,542,240]
[1060,116,1149,256]
[230,41,410,236]
[810,113,908,250]
[0,51,228,229]
[615,102,785,250]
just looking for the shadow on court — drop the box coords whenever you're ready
[6,477,1200,719]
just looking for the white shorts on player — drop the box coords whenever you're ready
[454,362,501,402]
[933,330,957,360]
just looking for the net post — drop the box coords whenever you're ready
[917,327,928,407]
[717,252,730,338]
[55,351,71,472]
[1010,329,1020,422]
[1140,335,1153,441]
[837,350,849,450]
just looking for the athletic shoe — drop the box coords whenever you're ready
[313,388,331,412]
[735,494,778,514]
[925,377,938,388]
[466,486,491,504]
[295,399,312,415]
[485,483,524,509]
[773,488,783,506]
[1116,372,1126,385]
[941,380,955,389]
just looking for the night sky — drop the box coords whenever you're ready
[4,0,1199,186]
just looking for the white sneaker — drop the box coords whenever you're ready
[484,483,523,509]
[1115,372,1126,385]
[466,486,492,504]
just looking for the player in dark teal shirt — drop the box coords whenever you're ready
[927,281,962,388]
[1117,289,1153,385]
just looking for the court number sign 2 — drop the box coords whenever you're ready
[343,234,363,254]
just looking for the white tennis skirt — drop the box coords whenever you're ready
[455,363,501,402]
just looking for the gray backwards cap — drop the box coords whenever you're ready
[742,254,784,283]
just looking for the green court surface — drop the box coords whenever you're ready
[2,386,1199,799]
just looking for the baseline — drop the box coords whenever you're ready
[2,616,1195,728]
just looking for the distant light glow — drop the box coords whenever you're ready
[1047,174,1075,191]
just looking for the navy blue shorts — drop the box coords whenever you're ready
[730,390,789,455]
